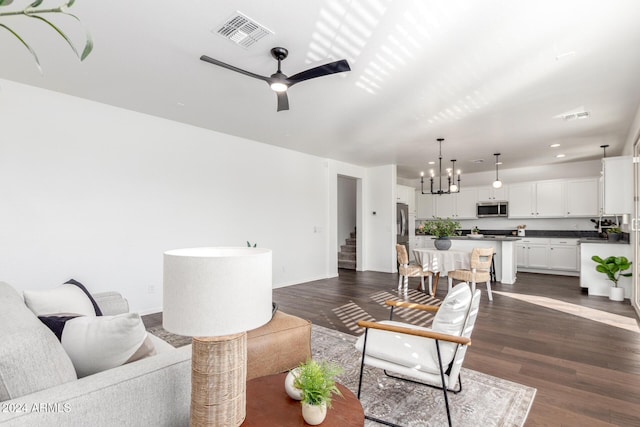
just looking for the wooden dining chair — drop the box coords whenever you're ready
[396,244,433,294]
[447,247,494,301]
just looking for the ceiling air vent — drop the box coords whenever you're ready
[215,12,273,48]
[554,107,591,121]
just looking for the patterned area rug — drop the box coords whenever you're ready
[147,323,535,427]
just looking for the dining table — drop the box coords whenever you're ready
[413,248,471,295]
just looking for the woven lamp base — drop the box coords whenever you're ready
[191,332,247,427]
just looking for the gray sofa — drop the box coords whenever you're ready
[0,282,191,426]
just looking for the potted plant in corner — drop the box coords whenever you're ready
[591,255,632,301]
[293,359,343,425]
[420,217,461,250]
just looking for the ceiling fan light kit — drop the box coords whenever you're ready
[200,46,350,111]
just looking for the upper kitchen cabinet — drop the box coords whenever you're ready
[565,178,599,217]
[509,181,564,218]
[434,188,477,219]
[396,185,417,214]
[416,192,435,219]
[602,156,633,215]
[477,186,508,202]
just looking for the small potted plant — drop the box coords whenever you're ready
[471,226,481,235]
[419,217,461,250]
[606,227,622,241]
[293,359,343,425]
[591,255,632,301]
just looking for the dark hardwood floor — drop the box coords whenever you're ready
[272,270,640,427]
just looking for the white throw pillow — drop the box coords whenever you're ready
[61,313,155,377]
[23,284,96,316]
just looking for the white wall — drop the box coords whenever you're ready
[364,165,397,273]
[0,80,361,313]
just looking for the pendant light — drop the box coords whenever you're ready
[492,153,503,189]
[420,138,461,195]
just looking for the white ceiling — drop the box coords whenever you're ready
[2,0,640,179]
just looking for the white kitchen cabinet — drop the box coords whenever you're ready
[434,188,477,219]
[435,194,455,218]
[535,181,565,217]
[456,188,478,219]
[565,179,599,217]
[477,186,508,202]
[416,193,435,219]
[516,238,549,269]
[508,183,535,217]
[517,237,579,274]
[548,239,579,271]
[509,181,564,218]
[602,156,633,214]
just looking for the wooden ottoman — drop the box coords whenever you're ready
[246,310,312,380]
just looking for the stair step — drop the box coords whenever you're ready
[345,238,356,245]
[341,245,356,253]
[338,260,356,269]
[350,231,356,238]
[338,252,356,261]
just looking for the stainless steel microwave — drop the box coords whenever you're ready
[477,202,508,217]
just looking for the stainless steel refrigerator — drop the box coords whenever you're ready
[396,203,409,256]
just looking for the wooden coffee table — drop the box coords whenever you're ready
[242,372,364,426]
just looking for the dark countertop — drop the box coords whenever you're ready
[414,229,630,244]
[578,238,630,245]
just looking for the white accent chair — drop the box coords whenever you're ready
[396,244,433,294]
[355,282,481,426]
[448,247,494,301]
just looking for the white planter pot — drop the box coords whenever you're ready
[284,368,302,400]
[301,402,327,425]
[609,286,625,301]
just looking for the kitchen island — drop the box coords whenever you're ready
[412,234,520,284]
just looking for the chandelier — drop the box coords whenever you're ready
[420,138,461,195]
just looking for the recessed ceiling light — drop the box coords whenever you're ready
[556,154,566,158]
[428,161,435,165]
[550,143,560,148]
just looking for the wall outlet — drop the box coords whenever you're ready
[148,285,156,294]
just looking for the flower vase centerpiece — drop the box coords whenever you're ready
[292,359,343,425]
[420,217,461,250]
[592,255,632,301]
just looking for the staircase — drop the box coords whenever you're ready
[338,229,357,270]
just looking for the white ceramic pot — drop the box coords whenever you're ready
[284,368,303,400]
[609,286,625,301]
[301,402,327,425]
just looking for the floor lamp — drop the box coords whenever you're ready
[163,247,272,427]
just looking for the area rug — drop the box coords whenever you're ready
[147,324,535,427]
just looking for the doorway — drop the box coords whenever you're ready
[337,175,361,272]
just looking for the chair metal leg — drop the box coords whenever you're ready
[359,328,405,427]
[434,340,453,427]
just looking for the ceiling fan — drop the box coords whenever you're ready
[200,47,351,112]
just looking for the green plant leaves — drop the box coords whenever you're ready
[0,0,92,71]
[592,255,632,286]
[0,23,42,73]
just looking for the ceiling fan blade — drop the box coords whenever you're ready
[276,92,289,112]
[200,55,270,83]
[288,59,351,86]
